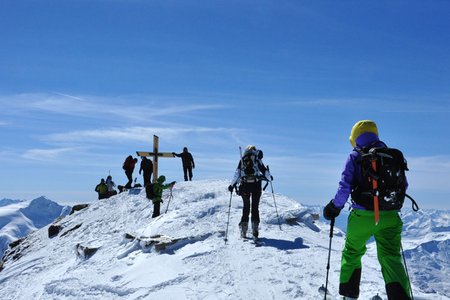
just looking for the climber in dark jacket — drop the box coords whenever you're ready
[95,179,108,200]
[172,147,195,181]
[123,155,138,188]
[139,156,153,187]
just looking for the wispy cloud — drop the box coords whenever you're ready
[398,155,450,192]
[22,147,78,161]
[0,93,226,123]
[286,98,366,107]
[408,155,450,170]
[284,97,450,113]
[50,92,84,101]
[44,126,243,145]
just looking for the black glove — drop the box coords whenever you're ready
[228,185,234,192]
[323,200,341,220]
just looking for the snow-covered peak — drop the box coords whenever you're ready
[19,196,69,228]
[0,196,70,257]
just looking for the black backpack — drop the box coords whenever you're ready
[145,183,155,200]
[123,155,133,170]
[241,150,261,182]
[351,146,418,211]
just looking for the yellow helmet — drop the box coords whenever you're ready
[246,145,256,151]
[349,120,378,147]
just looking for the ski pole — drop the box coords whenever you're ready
[266,166,282,230]
[401,242,414,300]
[224,190,233,244]
[165,184,174,214]
[323,218,335,300]
[269,180,282,230]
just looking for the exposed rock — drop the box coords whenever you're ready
[75,243,99,259]
[9,237,26,249]
[70,204,89,215]
[2,236,31,267]
[60,224,82,237]
[48,225,62,238]
[124,232,212,252]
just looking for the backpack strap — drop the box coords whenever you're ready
[405,193,420,212]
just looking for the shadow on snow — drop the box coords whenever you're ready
[258,237,309,250]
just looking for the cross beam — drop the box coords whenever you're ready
[136,135,175,183]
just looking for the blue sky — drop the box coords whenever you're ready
[0,0,449,209]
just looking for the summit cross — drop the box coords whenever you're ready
[136,135,175,183]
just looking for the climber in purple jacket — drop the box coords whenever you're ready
[323,120,412,300]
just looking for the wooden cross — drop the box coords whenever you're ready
[136,135,175,183]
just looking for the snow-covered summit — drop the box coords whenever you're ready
[0,196,70,257]
[20,196,71,228]
[0,180,448,299]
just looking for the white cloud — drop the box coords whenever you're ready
[285,97,450,113]
[0,93,226,123]
[22,147,78,161]
[407,155,450,191]
[408,155,450,170]
[287,98,366,107]
[44,126,243,145]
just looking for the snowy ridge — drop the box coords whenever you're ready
[0,196,70,257]
[0,180,448,299]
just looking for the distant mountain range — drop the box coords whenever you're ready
[0,196,71,257]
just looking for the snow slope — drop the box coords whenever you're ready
[0,180,448,299]
[0,196,70,257]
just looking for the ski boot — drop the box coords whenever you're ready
[252,222,259,239]
[239,222,248,238]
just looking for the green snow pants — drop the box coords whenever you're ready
[339,209,411,300]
